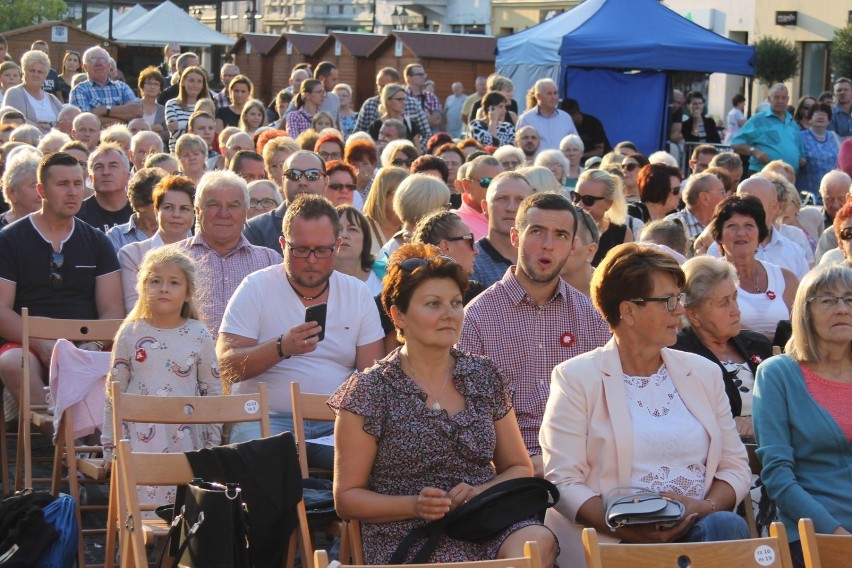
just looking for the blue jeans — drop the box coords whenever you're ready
[681,511,749,542]
[229,413,335,470]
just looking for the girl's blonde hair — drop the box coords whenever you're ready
[239,99,268,133]
[127,248,200,324]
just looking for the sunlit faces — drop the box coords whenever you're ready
[7,169,41,217]
[542,159,565,182]
[317,142,343,162]
[835,81,852,105]
[535,82,559,111]
[839,217,852,262]
[38,163,86,219]
[769,88,789,114]
[562,145,582,166]
[485,177,533,236]
[178,148,206,178]
[244,106,264,131]
[665,176,682,212]
[313,115,333,131]
[349,156,376,188]
[156,189,195,241]
[685,277,740,341]
[23,62,47,90]
[337,213,366,263]
[266,150,291,187]
[466,163,503,206]
[439,152,462,184]
[144,262,190,321]
[511,207,576,284]
[91,150,131,195]
[182,70,205,100]
[0,66,21,89]
[390,277,464,350]
[235,158,266,183]
[190,116,216,147]
[572,178,611,222]
[326,170,357,206]
[282,215,339,289]
[440,220,478,276]
[624,272,685,348]
[247,181,278,219]
[719,213,761,257]
[283,152,327,204]
[229,83,250,107]
[196,183,248,246]
[807,285,852,347]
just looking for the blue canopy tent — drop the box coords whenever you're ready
[496,0,755,154]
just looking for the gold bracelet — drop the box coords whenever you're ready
[705,498,716,513]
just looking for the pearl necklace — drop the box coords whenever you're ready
[402,352,452,411]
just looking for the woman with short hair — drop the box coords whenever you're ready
[136,66,168,139]
[559,134,585,190]
[628,163,682,223]
[535,150,572,190]
[3,50,63,133]
[0,154,40,227]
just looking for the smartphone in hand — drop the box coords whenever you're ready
[305,303,327,342]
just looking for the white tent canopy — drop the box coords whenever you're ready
[87,5,148,37]
[108,1,235,47]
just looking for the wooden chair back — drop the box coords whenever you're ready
[799,518,852,568]
[290,381,335,479]
[583,522,794,568]
[314,540,543,568]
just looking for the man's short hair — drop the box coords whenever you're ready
[88,143,130,173]
[690,144,718,162]
[188,111,215,130]
[195,170,249,208]
[835,77,852,89]
[176,52,198,71]
[639,219,687,256]
[313,61,336,79]
[486,170,532,203]
[403,63,422,77]
[534,78,556,93]
[683,172,719,207]
[708,152,741,172]
[175,133,207,156]
[380,118,406,141]
[230,150,264,174]
[515,191,577,236]
[130,130,164,154]
[127,167,167,211]
[282,194,340,239]
[38,151,81,186]
[377,67,400,83]
[466,155,500,179]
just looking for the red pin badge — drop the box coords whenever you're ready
[765,290,776,300]
[135,348,147,362]
[560,332,575,348]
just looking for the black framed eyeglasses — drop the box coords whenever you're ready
[249,198,277,209]
[284,168,324,182]
[49,252,64,290]
[627,293,685,312]
[318,151,342,161]
[398,255,454,273]
[286,243,337,259]
[571,192,607,207]
[444,232,475,250]
[840,227,852,241]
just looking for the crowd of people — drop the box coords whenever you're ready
[0,35,851,568]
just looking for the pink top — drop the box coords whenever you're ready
[455,201,489,241]
[801,363,852,441]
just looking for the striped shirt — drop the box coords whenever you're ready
[459,267,611,454]
[165,99,194,152]
[173,233,281,335]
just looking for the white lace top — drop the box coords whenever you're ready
[623,365,710,498]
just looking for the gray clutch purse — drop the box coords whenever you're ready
[604,486,685,531]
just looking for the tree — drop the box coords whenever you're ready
[753,37,798,86]
[832,23,852,80]
[0,0,68,32]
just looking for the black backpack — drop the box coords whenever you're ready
[0,490,60,566]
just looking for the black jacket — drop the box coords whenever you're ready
[672,327,773,417]
[243,201,287,255]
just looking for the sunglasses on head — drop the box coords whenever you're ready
[571,191,607,207]
[397,255,454,273]
[840,227,852,241]
[284,168,324,182]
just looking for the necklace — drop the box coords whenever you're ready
[286,277,329,301]
[402,352,452,411]
[738,269,764,294]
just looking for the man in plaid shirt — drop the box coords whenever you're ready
[69,46,141,127]
[404,63,442,135]
[459,192,610,476]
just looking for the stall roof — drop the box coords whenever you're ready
[111,1,234,47]
[373,31,496,62]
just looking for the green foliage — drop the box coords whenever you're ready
[0,0,68,31]
[832,23,852,80]
[753,37,799,86]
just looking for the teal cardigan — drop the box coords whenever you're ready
[753,354,852,541]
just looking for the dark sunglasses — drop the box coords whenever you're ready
[49,252,64,290]
[392,158,413,167]
[329,182,357,192]
[284,168,324,182]
[475,177,493,188]
[445,232,475,250]
[571,192,607,207]
[398,255,454,273]
[621,163,640,172]
[670,185,681,196]
[840,227,852,241]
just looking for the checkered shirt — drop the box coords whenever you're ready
[354,94,431,151]
[459,267,611,455]
[285,108,313,140]
[69,78,137,112]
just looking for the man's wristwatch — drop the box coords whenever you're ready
[749,146,757,156]
[105,105,112,117]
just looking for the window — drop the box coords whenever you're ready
[801,42,829,97]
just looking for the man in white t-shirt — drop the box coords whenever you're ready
[217,194,384,467]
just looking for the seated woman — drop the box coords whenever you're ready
[710,195,798,341]
[330,243,556,565]
[541,243,751,568]
[571,169,635,266]
[334,205,382,296]
[673,256,773,440]
[628,163,682,223]
[753,264,852,568]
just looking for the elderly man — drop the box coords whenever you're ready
[244,150,329,254]
[218,194,384,460]
[354,67,430,147]
[77,143,133,232]
[376,119,405,155]
[157,43,180,79]
[230,150,266,183]
[174,171,280,335]
[665,172,727,239]
[732,83,805,176]
[157,52,199,105]
[459,192,610,475]
[517,78,577,151]
[815,170,852,264]
[129,130,163,172]
[223,132,255,168]
[458,155,503,241]
[444,81,466,138]
[472,171,534,287]
[69,46,142,125]
[56,104,80,135]
[71,112,101,150]
[829,77,852,140]
[461,75,487,129]
[0,152,123,410]
[515,126,541,166]
[213,63,240,109]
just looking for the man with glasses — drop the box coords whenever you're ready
[69,46,142,126]
[0,152,123,412]
[244,150,329,254]
[472,171,533,287]
[218,194,384,459]
[458,155,503,241]
[688,144,718,176]
[404,64,441,135]
[460,192,610,476]
[175,171,280,335]
[665,172,727,239]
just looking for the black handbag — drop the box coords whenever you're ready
[158,479,252,568]
[390,477,559,564]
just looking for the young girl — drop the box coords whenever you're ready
[239,99,267,136]
[102,248,221,508]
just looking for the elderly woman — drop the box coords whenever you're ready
[628,163,682,223]
[364,166,407,255]
[175,133,208,184]
[378,173,450,261]
[571,169,635,266]
[711,195,798,340]
[165,66,211,152]
[119,174,196,312]
[535,150,572,191]
[369,84,422,150]
[137,66,167,139]
[673,256,773,440]
[333,83,358,139]
[559,135,584,190]
[216,75,253,130]
[334,204,382,296]
[330,242,556,566]
[798,103,841,198]
[494,145,524,172]
[247,179,281,220]
[0,154,41,227]
[3,51,63,133]
[541,243,751,568]
[469,91,515,148]
[753,264,852,567]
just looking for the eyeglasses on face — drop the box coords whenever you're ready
[571,192,607,207]
[250,198,277,209]
[839,227,852,241]
[627,293,685,312]
[284,168,324,182]
[808,295,852,308]
[49,252,64,290]
[621,162,640,173]
[329,182,357,192]
[471,177,493,188]
[392,158,412,168]
[670,185,681,196]
[397,255,454,273]
[318,151,342,161]
[286,243,336,259]
[444,232,475,250]
[88,56,109,65]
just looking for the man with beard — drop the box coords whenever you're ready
[459,192,610,476]
[217,194,384,466]
[515,125,541,165]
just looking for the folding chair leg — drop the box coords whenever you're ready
[0,397,9,497]
[104,472,118,568]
